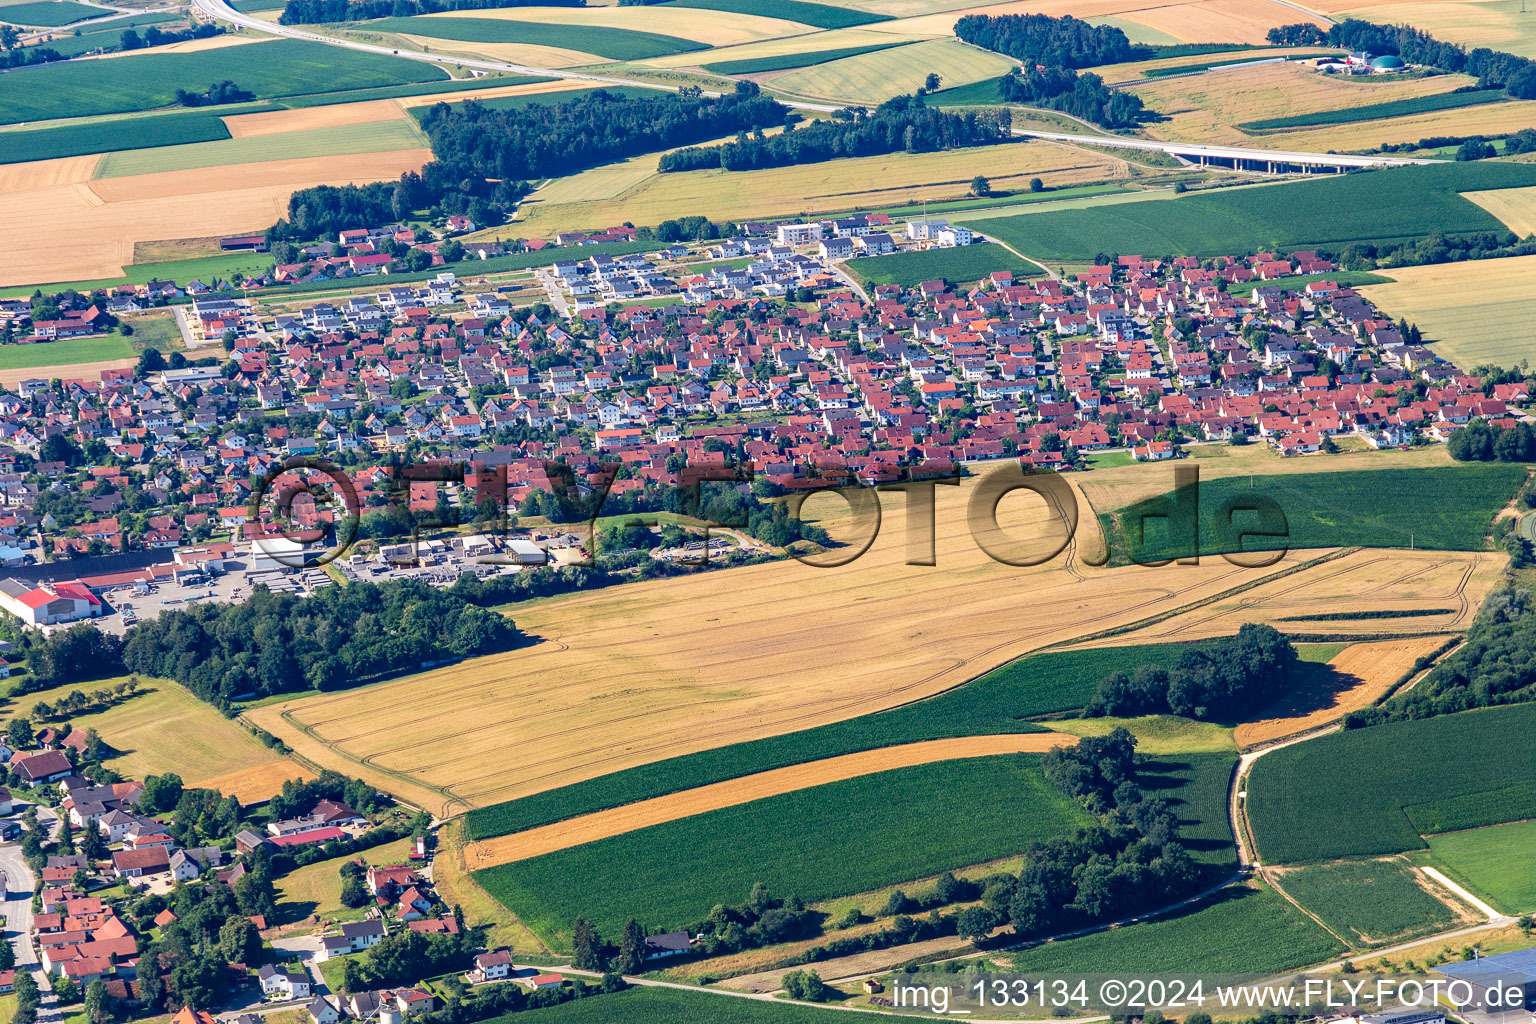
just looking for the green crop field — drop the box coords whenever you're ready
[964,163,1536,262]
[95,118,427,177]
[0,0,101,26]
[495,988,849,1023]
[0,108,246,166]
[476,755,1094,944]
[1404,783,1536,835]
[1278,860,1458,946]
[0,335,136,371]
[666,0,892,30]
[1427,820,1536,914]
[1099,463,1527,564]
[279,75,552,108]
[702,41,905,76]
[369,17,707,60]
[466,641,1223,841]
[31,11,181,55]
[1246,703,1536,864]
[1011,885,1344,974]
[846,242,1038,289]
[0,38,446,124]
[1240,89,1508,132]
[406,85,659,122]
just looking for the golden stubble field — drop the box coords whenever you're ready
[508,139,1124,238]
[1233,635,1454,746]
[0,149,429,286]
[247,467,1499,817]
[1358,253,1536,369]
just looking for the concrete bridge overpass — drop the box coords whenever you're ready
[1016,130,1442,174]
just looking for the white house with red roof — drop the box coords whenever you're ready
[0,578,103,626]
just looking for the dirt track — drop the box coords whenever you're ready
[464,733,1074,867]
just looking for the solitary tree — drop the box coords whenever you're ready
[970,175,992,197]
[615,918,647,975]
[572,917,605,971]
[924,72,942,92]
[1028,177,1045,193]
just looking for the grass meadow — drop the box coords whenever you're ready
[0,335,135,371]
[1426,819,1536,914]
[966,163,1536,262]
[1246,703,1536,864]
[1278,859,1459,946]
[1,676,289,786]
[0,38,445,123]
[846,242,1039,289]
[1011,885,1344,974]
[274,837,414,924]
[1098,463,1528,564]
[475,755,1092,945]
[369,17,707,60]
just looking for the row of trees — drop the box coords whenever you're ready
[119,578,520,703]
[1270,18,1536,98]
[174,81,253,108]
[995,65,1147,129]
[1085,623,1299,721]
[122,22,223,50]
[1347,588,1536,725]
[280,0,578,23]
[274,85,784,243]
[1448,418,1536,463]
[953,12,1143,68]
[428,83,786,183]
[658,95,1011,173]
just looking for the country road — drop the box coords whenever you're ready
[195,0,1431,173]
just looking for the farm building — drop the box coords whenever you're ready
[1433,949,1536,1011]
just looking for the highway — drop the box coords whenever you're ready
[1012,129,1441,169]
[192,0,1427,173]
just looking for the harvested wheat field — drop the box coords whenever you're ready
[395,79,591,108]
[1360,254,1536,369]
[1331,0,1536,60]
[509,139,1122,238]
[1078,549,1502,649]
[93,34,267,58]
[223,99,410,138]
[1100,45,1336,84]
[251,472,1383,816]
[0,150,428,286]
[465,733,1074,867]
[426,4,812,45]
[193,759,316,805]
[1464,183,1536,237]
[1234,636,1454,747]
[1135,62,1473,146]
[392,35,606,68]
[0,153,102,192]
[865,0,1321,42]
